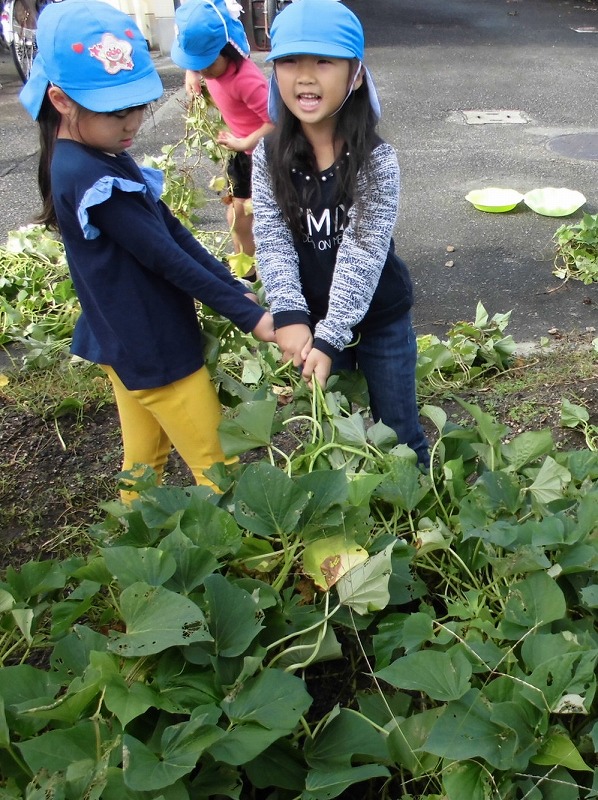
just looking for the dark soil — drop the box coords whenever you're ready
[1,332,597,574]
[0,390,299,572]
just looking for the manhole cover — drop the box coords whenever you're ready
[461,110,528,125]
[547,132,598,161]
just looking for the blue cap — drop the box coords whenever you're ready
[266,0,364,62]
[20,0,163,120]
[265,0,381,121]
[171,0,250,71]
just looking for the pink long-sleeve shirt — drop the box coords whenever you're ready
[204,58,270,153]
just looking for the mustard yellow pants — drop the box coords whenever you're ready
[103,365,227,500]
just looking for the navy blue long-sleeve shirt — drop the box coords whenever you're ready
[51,140,264,389]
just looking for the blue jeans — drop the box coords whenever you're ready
[331,312,430,467]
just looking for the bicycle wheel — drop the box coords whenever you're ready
[10,0,38,82]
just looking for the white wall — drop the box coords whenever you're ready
[108,0,177,52]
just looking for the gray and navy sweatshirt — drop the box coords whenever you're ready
[252,137,414,358]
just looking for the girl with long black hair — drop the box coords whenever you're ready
[252,0,429,466]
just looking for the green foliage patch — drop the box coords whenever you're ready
[1,382,597,799]
[553,212,598,285]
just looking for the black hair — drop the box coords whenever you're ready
[35,93,62,230]
[265,70,378,239]
[220,42,246,69]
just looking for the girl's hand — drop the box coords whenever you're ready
[252,311,276,342]
[217,131,246,152]
[185,70,202,98]
[276,324,313,367]
[301,348,332,389]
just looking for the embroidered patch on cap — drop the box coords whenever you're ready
[89,33,134,74]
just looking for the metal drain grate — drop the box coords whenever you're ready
[461,110,528,125]
[547,132,598,161]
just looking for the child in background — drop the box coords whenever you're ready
[20,0,275,498]
[251,0,429,466]
[171,0,274,258]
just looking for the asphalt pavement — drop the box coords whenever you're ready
[1,0,597,345]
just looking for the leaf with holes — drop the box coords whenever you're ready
[107,582,212,657]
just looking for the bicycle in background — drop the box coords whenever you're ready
[1,0,50,83]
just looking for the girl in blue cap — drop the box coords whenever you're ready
[252,0,429,466]
[171,0,273,259]
[20,0,275,499]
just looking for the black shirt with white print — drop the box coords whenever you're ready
[252,137,414,358]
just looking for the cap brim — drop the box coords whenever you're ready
[20,55,163,118]
[170,38,220,71]
[19,55,49,120]
[69,68,164,112]
[266,41,356,61]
